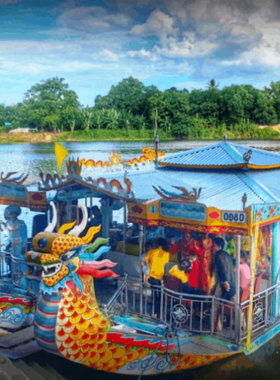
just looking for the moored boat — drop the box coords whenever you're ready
[0,139,280,374]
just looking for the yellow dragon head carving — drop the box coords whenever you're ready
[25,202,116,291]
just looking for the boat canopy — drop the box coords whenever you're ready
[159,140,280,169]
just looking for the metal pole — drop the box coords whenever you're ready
[154,135,159,167]
[272,222,279,317]
[90,197,93,220]
[235,235,241,343]
[123,205,127,255]
[139,224,143,282]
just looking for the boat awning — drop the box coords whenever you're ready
[158,141,280,169]
[80,167,276,210]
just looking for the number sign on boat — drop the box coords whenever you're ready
[222,211,247,224]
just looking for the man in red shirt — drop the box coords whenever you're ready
[170,231,202,289]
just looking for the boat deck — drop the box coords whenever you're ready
[94,277,280,356]
[171,338,234,355]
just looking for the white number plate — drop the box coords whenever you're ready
[222,211,247,224]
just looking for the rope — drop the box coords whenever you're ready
[136,327,171,380]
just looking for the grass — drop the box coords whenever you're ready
[55,129,174,142]
[1,122,280,144]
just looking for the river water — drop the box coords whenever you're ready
[2,139,280,182]
[2,139,280,379]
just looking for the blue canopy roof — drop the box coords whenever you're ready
[87,166,280,210]
[158,140,280,169]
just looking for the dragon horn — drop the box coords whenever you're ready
[68,203,88,236]
[44,201,57,232]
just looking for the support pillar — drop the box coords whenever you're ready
[235,235,241,343]
[139,225,144,282]
[272,222,279,317]
[247,220,259,352]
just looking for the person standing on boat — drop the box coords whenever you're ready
[170,231,202,289]
[213,237,236,301]
[2,206,28,288]
[199,236,213,295]
[89,205,102,227]
[239,250,251,291]
[144,237,170,318]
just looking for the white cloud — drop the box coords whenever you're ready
[187,0,278,40]
[58,6,131,33]
[100,49,118,61]
[127,48,159,61]
[155,32,218,58]
[131,9,176,37]
[104,13,131,27]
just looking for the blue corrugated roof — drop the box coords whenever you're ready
[159,141,280,169]
[87,167,279,210]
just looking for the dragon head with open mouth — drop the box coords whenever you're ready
[25,202,118,293]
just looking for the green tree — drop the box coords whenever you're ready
[253,90,278,125]
[207,79,219,89]
[92,109,106,130]
[23,77,80,132]
[265,81,280,122]
[162,89,190,135]
[95,77,146,115]
[60,108,80,132]
[221,85,254,126]
[80,107,93,131]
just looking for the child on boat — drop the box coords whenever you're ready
[169,258,206,296]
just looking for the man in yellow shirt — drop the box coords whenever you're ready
[144,237,170,317]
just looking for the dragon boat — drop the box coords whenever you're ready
[0,139,280,375]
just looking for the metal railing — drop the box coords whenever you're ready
[0,251,12,279]
[239,282,280,343]
[104,277,280,345]
[0,250,28,287]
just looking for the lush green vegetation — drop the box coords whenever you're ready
[1,77,280,140]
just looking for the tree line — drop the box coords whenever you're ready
[1,76,280,139]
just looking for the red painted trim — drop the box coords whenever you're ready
[0,296,31,306]
[128,216,248,235]
[107,332,175,351]
[37,307,58,317]
[35,321,55,330]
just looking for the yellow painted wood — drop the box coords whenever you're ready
[127,201,250,232]
[246,215,260,351]
[158,162,280,170]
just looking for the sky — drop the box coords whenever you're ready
[1,0,280,106]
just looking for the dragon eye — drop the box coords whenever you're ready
[38,238,48,248]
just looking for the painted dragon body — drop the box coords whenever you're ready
[26,203,238,375]
[26,203,153,372]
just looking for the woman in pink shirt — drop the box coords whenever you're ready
[239,251,251,290]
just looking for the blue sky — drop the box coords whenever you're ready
[1,0,280,106]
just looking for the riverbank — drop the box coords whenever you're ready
[1,124,280,144]
[0,131,173,144]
